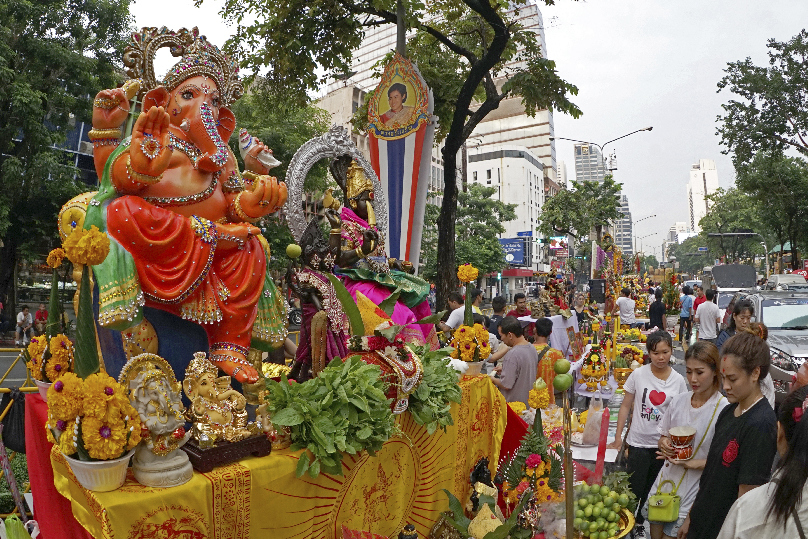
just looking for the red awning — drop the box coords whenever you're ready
[502,268,534,277]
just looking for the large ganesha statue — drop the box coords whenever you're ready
[80,27,287,383]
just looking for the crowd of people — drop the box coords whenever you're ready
[446,286,806,538]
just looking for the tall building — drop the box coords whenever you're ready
[556,161,568,188]
[687,159,719,233]
[574,144,607,182]
[467,146,549,271]
[661,221,692,262]
[614,194,633,256]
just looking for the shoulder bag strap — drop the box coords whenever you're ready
[536,346,550,364]
[794,509,807,539]
[672,395,723,494]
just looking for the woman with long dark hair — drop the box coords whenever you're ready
[683,332,778,539]
[717,385,808,538]
[715,299,753,352]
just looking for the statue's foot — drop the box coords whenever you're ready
[210,352,259,383]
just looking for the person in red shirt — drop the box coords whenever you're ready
[506,293,535,341]
[692,285,706,317]
[34,303,47,336]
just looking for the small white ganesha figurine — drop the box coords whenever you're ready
[119,354,193,488]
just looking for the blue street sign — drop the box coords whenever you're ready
[499,238,525,265]
[698,247,708,252]
[516,230,533,237]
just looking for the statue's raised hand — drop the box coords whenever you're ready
[239,175,288,219]
[92,88,130,130]
[243,137,273,175]
[130,106,173,179]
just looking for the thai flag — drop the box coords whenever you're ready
[368,117,436,272]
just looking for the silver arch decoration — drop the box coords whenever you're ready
[284,125,388,243]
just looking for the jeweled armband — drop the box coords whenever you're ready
[232,192,259,224]
[88,127,122,141]
[190,216,218,245]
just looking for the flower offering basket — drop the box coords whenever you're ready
[66,448,136,492]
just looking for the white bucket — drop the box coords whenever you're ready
[33,380,51,403]
[65,449,135,492]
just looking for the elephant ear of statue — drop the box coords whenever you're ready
[143,86,171,110]
[217,108,236,141]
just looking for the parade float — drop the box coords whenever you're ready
[20,25,637,539]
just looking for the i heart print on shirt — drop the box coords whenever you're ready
[649,390,667,406]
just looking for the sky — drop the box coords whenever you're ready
[129,0,808,259]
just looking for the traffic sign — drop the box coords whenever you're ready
[698,247,708,252]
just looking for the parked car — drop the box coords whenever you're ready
[725,291,808,405]
[766,274,807,290]
[683,279,701,291]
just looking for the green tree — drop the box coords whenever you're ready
[419,184,516,283]
[209,0,582,309]
[698,188,768,265]
[717,30,808,167]
[641,255,658,275]
[666,236,714,276]
[537,175,622,242]
[732,152,808,269]
[230,82,333,272]
[0,0,131,309]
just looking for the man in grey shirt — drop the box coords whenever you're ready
[491,316,538,406]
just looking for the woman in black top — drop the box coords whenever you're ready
[715,299,753,352]
[682,332,777,539]
[648,289,666,331]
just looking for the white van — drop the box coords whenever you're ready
[766,274,807,290]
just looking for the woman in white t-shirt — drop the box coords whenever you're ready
[608,331,688,535]
[646,341,728,539]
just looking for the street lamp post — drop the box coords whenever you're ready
[550,126,654,158]
[631,214,656,253]
[706,232,769,278]
[634,232,657,255]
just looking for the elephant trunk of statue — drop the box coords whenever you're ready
[188,102,235,173]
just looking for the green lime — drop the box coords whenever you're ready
[554,358,571,374]
[553,372,573,391]
[574,517,583,529]
[579,498,589,508]
[593,494,602,504]
[600,485,611,497]
[612,503,621,513]
[606,511,616,522]
[592,506,602,518]
[590,484,601,494]
[286,244,302,258]
[584,505,593,518]
[599,531,609,539]
[618,494,630,507]
[576,509,585,519]
[589,521,599,533]
[603,496,614,507]
[610,490,619,500]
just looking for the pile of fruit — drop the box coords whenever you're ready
[616,344,643,366]
[579,347,609,391]
[617,328,645,342]
[571,478,635,538]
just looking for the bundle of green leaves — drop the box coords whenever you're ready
[406,346,463,435]
[265,355,397,478]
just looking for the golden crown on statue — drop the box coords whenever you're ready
[123,26,244,106]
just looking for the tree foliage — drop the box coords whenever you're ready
[0,0,132,306]
[537,175,622,242]
[419,184,516,282]
[208,0,582,309]
[717,30,808,167]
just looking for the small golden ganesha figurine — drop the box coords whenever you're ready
[182,352,258,445]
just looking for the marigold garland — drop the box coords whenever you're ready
[449,323,491,362]
[82,416,127,460]
[83,372,128,421]
[63,225,110,266]
[46,248,66,269]
[508,401,527,415]
[457,263,479,283]
[528,388,550,410]
[46,373,84,422]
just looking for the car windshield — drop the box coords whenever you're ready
[761,298,808,329]
[717,294,732,310]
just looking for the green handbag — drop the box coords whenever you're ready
[647,479,682,523]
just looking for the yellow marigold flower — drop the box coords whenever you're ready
[27,336,47,363]
[83,372,127,421]
[45,354,71,382]
[456,263,479,283]
[528,388,550,409]
[47,372,84,422]
[508,401,526,415]
[82,416,127,460]
[64,225,110,266]
[46,248,66,269]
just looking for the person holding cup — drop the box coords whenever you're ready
[644,341,729,539]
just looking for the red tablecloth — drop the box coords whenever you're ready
[25,393,92,539]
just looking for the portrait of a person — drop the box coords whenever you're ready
[380,82,414,127]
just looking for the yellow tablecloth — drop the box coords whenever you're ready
[52,375,506,539]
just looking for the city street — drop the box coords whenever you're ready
[0,348,30,386]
